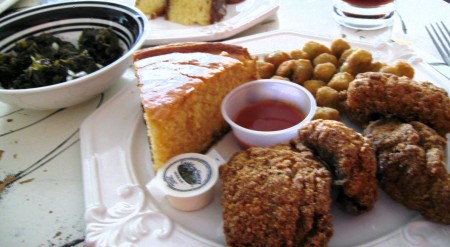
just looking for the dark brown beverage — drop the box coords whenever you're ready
[343,0,393,7]
[333,0,396,29]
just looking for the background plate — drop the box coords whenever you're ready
[80,31,450,246]
[144,0,279,46]
[0,0,18,14]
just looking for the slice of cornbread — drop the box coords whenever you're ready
[166,0,227,25]
[136,0,166,19]
[133,42,258,170]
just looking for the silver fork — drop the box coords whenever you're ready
[425,21,450,65]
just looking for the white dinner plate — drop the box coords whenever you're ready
[80,31,450,246]
[144,0,279,46]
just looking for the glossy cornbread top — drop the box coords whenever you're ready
[134,52,241,111]
[133,42,255,118]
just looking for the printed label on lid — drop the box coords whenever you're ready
[163,157,212,192]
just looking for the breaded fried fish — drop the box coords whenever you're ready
[342,72,450,136]
[364,118,450,224]
[220,144,333,247]
[296,119,378,215]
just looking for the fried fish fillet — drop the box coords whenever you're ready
[220,144,333,247]
[342,72,450,136]
[363,118,450,224]
[296,119,378,215]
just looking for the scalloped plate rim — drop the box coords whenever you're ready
[80,30,450,247]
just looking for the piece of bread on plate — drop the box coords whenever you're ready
[133,42,258,170]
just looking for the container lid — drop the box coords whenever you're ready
[146,153,219,201]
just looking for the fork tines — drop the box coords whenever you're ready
[426,21,450,65]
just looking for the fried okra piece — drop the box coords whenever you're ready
[313,107,340,121]
[370,61,385,72]
[257,61,275,79]
[290,49,310,60]
[331,38,351,58]
[395,61,415,78]
[328,72,354,91]
[313,53,338,67]
[338,48,354,66]
[292,59,313,84]
[316,86,340,109]
[314,62,337,82]
[264,50,291,68]
[276,59,313,85]
[271,75,291,81]
[302,40,332,60]
[339,49,373,76]
[379,65,400,75]
[276,60,296,78]
[303,79,326,96]
[380,61,415,78]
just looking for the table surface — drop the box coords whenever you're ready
[1,0,449,246]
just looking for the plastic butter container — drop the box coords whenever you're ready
[146,153,219,211]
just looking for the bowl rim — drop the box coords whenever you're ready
[0,0,149,94]
[221,79,317,136]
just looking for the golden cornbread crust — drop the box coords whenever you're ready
[133,42,258,171]
[220,144,333,246]
[134,42,251,61]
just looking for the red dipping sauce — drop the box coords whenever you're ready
[234,100,305,131]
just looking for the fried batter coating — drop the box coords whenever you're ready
[290,49,310,60]
[256,60,275,79]
[394,61,415,78]
[330,38,351,58]
[220,144,333,247]
[379,61,415,79]
[271,75,290,81]
[292,59,313,84]
[339,49,373,76]
[313,107,340,121]
[328,72,354,91]
[275,59,313,84]
[296,119,378,215]
[363,118,450,224]
[313,53,338,67]
[264,50,291,68]
[302,41,331,60]
[342,72,450,136]
[316,86,340,109]
[313,62,336,82]
[303,79,326,96]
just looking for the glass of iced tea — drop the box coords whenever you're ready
[332,0,396,30]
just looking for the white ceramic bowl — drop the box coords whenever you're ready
[0,1,149,110]
[221,79,316,147]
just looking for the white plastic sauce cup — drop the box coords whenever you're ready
[221,79,316,147]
